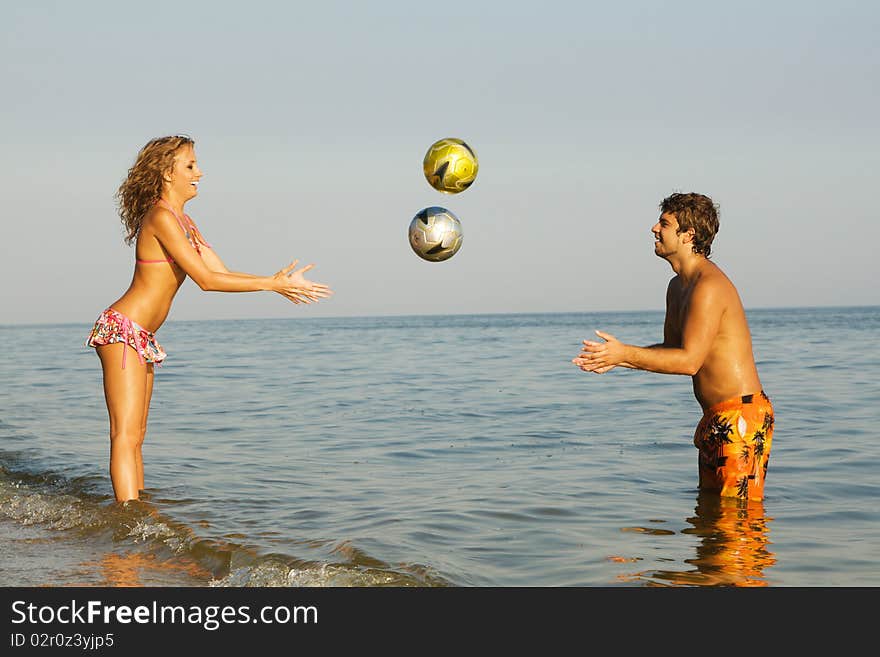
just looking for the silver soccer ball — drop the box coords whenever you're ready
[408,206,463,262]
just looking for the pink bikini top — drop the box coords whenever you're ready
[136,198,211,264]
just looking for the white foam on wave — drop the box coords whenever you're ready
[209,561,406,587]
[0,469,201,555]
[0,478,107,531]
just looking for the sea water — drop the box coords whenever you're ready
[1,306,878,586]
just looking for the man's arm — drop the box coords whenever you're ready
[573,279,675,372]
[574,280,722,376]
[612,281,678,368]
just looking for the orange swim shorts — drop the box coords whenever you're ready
[693,391,775,501]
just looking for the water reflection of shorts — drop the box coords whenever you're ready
[693,391,774,501]
[86,307,167,369]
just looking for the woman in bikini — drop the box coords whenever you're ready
[86,135,332,503]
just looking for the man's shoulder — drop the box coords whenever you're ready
[701,260,736,285]
[694,262,741,302]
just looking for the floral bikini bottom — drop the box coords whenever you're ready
[86,307,167,369]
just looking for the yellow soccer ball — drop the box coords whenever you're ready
[423,137,478,194]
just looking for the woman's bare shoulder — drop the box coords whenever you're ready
[139,205,179,234]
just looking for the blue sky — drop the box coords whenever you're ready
[2,0,877,324]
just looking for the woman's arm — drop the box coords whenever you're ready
[148,208,332,303]
[198,242,236,274]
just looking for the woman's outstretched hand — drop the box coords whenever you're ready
[272,259,333,304]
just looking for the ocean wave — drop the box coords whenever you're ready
[0,460,448,587]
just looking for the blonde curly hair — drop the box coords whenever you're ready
[115,135,194,245]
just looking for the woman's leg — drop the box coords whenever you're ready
[138,363,155,492]
[96,343,150,502]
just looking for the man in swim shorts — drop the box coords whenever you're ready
[572,192,774,501]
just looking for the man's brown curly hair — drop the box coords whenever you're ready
[115,135,194,245]
[659,192,720,257]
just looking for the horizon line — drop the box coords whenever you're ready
[2,303,878,330]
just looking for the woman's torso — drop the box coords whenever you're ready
[108,204,199,333]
